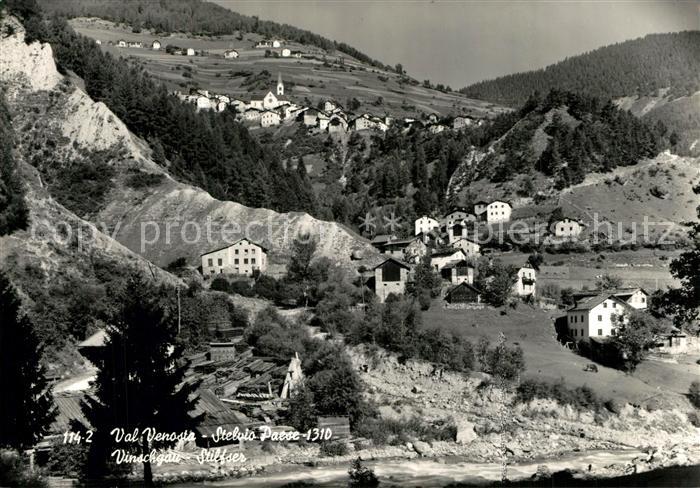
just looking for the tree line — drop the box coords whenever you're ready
[11,0,317,214]
[460,31,700,107]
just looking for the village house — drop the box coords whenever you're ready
[324,100,342,113]
[651,327,688,354]
[317,112,331,131]
[208,342,237,362]
[567,294,632,342]
[261,110,281,127]
[272,39,282,48]
[552,217,584,238]
[427,123,447,134]
[381,236,428,264]
[444,281,482,305]
[415,216,440,235]
[200,238,268,276]
[430,248,467,271]
[440,260,475,285]
[427,113,439,123]
[574,288,650,310]
[152,40,161,50]
[328,114,348,133]
[281,48,291,57]
[243,107,263,121]
[224,49,239,59]
[186,47,195,56]
[196,96,212,110]
[513,263,537,296]
[452,116,474,130]
[127,41,143,48]
[371,234,397,250]
[374,257,410,303]
[117,39,126,47]
[451,237,481,257]
[475,200,512,223]
[442,208,474,228]
[255,40,272,48]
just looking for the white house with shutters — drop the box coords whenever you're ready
[415,216,440,235]
[430,248,467,271]
[201,238,268,276]
[261,110,281,127]
[475,200,511,223]
[513,263,536,296]
[567,294,632,342]
[552,218,584,238]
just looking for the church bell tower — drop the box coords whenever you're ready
[276,73,284,96]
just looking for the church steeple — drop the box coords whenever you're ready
[276,73,284,96]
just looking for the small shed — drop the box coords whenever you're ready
[445,282,481,304]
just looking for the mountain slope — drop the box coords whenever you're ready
[0,14,379,270]
[460,31,700,108]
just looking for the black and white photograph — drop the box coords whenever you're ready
[0,0,699,486]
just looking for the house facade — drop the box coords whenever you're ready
[453,116,474,130]
[381,237,428,264]
[201,238,268,276]
[374,258,410,303]
[261,110,281,127]
[186,48,195,56]
[567,294,632,341]
[415,216,440,235]
[440,260,475,285]
[224,49,239,58]
[152,40,161,50]
[552,218,583,238]
[477,200,511,223]
[445,282,481,304]
[443,209,472,228]
[614,288,649,309]
[451,237,480,257]
[513,263,536,296]
[430,248,467,271]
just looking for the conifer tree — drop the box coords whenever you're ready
[82,275,200,485]
[0,271,55,450]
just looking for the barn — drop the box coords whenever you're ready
[444,282,482,304]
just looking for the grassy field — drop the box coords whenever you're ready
[69,18,507,120]
[421,304,698,410]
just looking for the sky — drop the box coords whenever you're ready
[213,0,700,88]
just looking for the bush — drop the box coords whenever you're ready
[689,381,700,408]
[353,416,456,447]
[348,457,379,487]
[124,171,165,188]
[210,276,230,293]
[319,440,349,457]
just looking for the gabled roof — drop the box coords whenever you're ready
[201,238,269,256]
[568,294,632,312]
[452,237,480,246]
[573,287,650,302]
[431,248,465,258]
[442,259,474,270]
[445,281,482,298]
[371,234,396,245]
[78,329,108,348]
[382,236,423,247]
[373,257,411,270]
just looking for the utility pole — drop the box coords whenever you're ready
[177,284,181,335]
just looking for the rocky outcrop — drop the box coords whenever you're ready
[0,16,61,93]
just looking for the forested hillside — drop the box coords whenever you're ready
[460,31,700,107]
[10,1,317,214]
[36,0,390,70]
[476,90,669,188]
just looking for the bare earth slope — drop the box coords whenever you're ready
[0,16,380,276]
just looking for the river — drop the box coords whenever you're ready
[190,449,698,487]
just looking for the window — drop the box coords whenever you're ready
[218,258,223,266]
[641,297,646,303]
[219,269,223,274]
[573,329,577,336]
[612,302,617,308]
[244,258,248,264]
[581,315,584,322]
[234,259,239,264]
[235,249,239,255]
[208,258,213,266]
[251,258,256,264]
[598,329,603,336]
[581,329,584,336]
[598,315,602,321]
[603,302,607,308]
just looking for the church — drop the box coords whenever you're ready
[248,73,288,110]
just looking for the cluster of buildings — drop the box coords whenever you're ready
[174,74,483,134]
[564,288,687,353]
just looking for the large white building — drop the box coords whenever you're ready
[261,110,281,127]
[567,294,632,342]
[475,200,511,223]
[415,216,440,235]
[201,238,268,276]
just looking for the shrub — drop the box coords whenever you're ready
[124,171,165,188]
[319,440,349,457]
[517,378,606,412]
[210,276,230,293]
[689,381,700,408]
[348,457,379,488]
